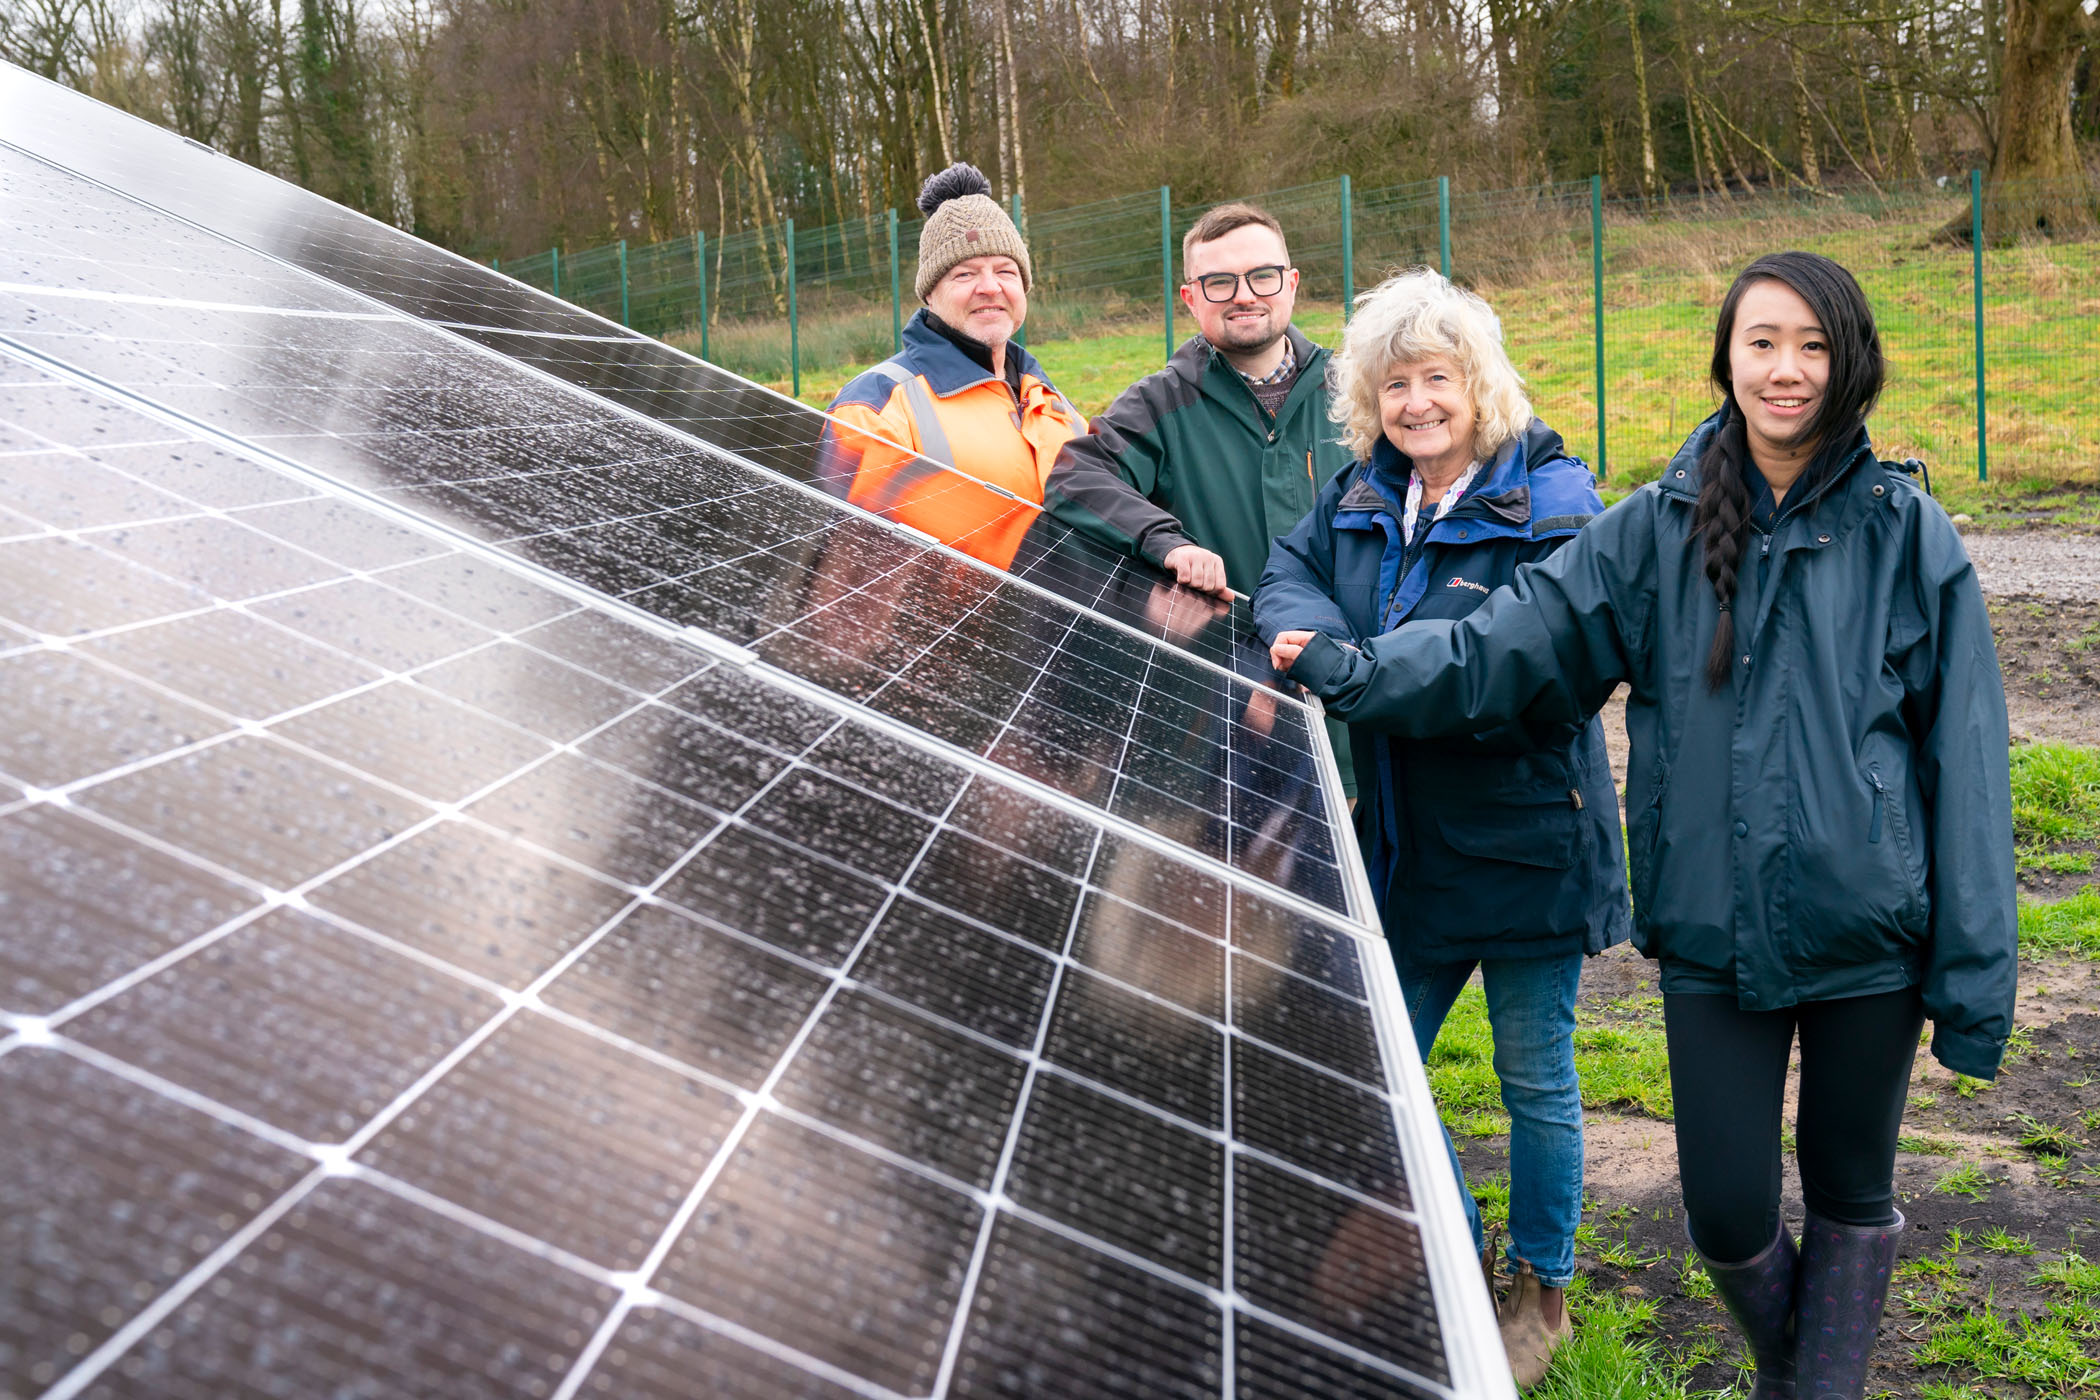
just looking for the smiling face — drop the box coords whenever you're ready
[1180,223,1298,356]
[1727,278,1831,466]
[1377,356,1477,485]
[925,254,1027,347]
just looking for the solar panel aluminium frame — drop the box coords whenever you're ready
[0,64,1515,1396]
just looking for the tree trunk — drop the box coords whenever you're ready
[1621,0,1657,201]
[1965,0,2100,241]
[1788,45,1822,190]
[998,0,1025,206]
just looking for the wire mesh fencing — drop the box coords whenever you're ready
[492,170,2099,487]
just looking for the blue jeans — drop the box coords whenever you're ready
[1397,950,1584,1288]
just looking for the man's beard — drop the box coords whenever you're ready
[1211,307,1280,352]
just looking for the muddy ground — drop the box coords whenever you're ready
[1471,522,2100,1396]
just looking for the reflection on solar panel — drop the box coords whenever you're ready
[0,60,1509,1400]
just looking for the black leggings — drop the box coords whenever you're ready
[1665,986,1925,1263]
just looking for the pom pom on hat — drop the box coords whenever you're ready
[916,163,994,216]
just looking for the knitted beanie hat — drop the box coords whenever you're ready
[914,163,1032,302]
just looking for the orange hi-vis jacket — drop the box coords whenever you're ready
[820,310,1086,567]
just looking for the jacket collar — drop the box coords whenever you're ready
[1659,406,1882,552]
[1339,418,1568,532]
[1171,323,1326,391]
[901,307,1054,398]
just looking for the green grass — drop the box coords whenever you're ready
[2012,743,2100,877]
[1528,1283,1712,1400]
[1914,1299,2100,1390]
[1424,978,1675,1137]
[692,205,2100,507]
[1934,1163,1995,1201]
[2021,888,2100,959]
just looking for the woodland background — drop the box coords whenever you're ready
[3,0,2097,262]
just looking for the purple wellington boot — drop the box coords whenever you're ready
[1696,1224,1799,1400]
[1793,1210,1905,1400]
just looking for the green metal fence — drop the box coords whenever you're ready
[500,172,2100,486]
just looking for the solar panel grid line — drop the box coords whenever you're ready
[418,326,1284,700]
[12,638,863,1396]
[544,764,994,1400]
[33,1157,335,1400]
[612,1290,917,1400]
[0,391,1369,1062]
[922,610,1153,1397]
[3,124,1296,710]
[3,312,1356,917]
[0,398,1361,1098]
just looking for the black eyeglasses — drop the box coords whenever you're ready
[1188,265,1289,302]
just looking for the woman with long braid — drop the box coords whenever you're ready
[1259,251,2017,1398]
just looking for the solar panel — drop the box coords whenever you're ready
[0,59,1509,1400]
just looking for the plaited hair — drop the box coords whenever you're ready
[1694,251,1884,689]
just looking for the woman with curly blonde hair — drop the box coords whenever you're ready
[1255,268,1629,1388]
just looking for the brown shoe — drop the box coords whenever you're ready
[1497,1259,1571,1389]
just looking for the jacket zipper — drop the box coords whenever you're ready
[1306,449,1315,490]
[1868,770,1886,844]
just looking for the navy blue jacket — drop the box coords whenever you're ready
[1254,420,1631,963]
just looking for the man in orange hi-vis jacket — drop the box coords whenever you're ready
[820,163,1086,568]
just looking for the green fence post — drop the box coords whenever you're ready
[1160,185,1174,362]
[550,246,560,299]
[695,230,709,362]
[888,208,902,354]
[786,217,800,398]
[1010,192,1026,349]
[618,239,630,327]
[1340,174,1354,320]
[1437,175,1451,280]
[1591,174,1608,478]
[1971,168,1987,483]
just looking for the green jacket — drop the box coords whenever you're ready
[1042,325,1355,593]
[1287,411,2016,1081]
[1043,325,1359,790]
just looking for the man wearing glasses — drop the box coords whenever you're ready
[1044,203,1352,602]
[1044,201,1357,789]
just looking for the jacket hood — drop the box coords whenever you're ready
[1659,404,1885,551]
[1340,417,1591,539]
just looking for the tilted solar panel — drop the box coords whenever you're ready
[0,60,1510,1400]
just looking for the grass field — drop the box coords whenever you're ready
[670,204,2099,520]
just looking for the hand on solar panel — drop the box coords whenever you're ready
[1160,544,1234,599]
[1140,576,1232,642]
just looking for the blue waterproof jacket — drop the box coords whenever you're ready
[1284,410,2017,1080]
[1254,419,1630,963]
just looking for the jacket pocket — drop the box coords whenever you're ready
[1868,764,1930,931]
[1434,798,1584,869]
[1626,757,1670,915]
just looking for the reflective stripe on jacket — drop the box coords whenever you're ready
[823,309,1085,566]
[1255,419,1629,963]
[1284,408,2017,1080]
